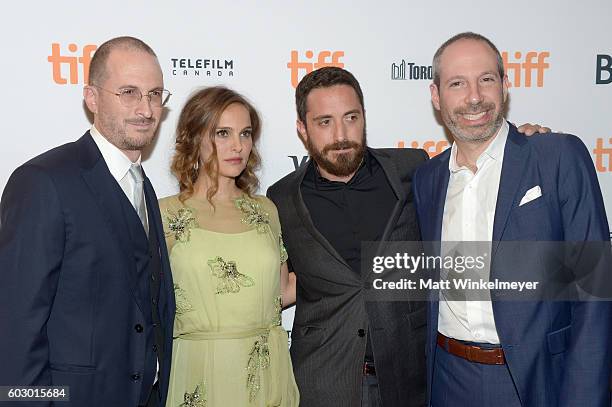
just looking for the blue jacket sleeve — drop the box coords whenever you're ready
[0,165,65,390]
[557,135,612,407]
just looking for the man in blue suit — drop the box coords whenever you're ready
[0,36,175,406]
[413,32,611,406]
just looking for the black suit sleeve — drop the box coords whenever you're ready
[265,184,277,203]
[0,165,65,388]
[418,148,429,163]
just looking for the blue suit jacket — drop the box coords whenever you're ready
[413,123,612,406]
[0,132,176,406]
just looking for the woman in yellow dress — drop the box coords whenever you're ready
[159,86,299,406]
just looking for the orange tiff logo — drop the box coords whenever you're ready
[397,140,449,158]
[593,137,612,172]
[287,50,344,88]
[48,43,97,85]
[502,51,550,88]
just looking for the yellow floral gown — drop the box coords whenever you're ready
[159,194,299,407]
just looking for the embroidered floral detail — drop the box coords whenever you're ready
[180,383,206,407]
[272,296,282,327]
[165,208,198,242]
[174,284,194,315]
[246,334,270,402]
[234,196,270,233]
[279,232,288,263]
[208,256,255,294]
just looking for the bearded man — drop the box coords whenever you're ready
[0,36,175,407]
[414,32,611,407]
[267,66,549,407]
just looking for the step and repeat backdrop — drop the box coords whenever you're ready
[2,0,611,329]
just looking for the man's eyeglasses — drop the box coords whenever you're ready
[91,85,171,107]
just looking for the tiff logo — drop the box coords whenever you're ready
[593,137,612,172]
[391,60,432,80]
[502,51,550,88]
[397,140,449,158]
[596,54,612,84]
[287,50,344,88]
[48,43,97,85]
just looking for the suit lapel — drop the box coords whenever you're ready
[290,159,352,270]
[431,151,451,242]
[143,172,170,316]
[492,124,529,246]
[425,151,450,353]
[370,149,405,244]
[78,132,143,313]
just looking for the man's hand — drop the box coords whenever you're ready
[516,123,551,136]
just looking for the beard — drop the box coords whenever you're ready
[443,100,505,144]
[306,132,367,178]
[98,112,157,151]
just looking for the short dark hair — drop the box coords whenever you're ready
[295,67,365,124]
[88,36,157,86]
[432,32,505,87]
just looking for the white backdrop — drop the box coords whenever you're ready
[2,0,611,329]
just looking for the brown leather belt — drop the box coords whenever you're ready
[436,332,505,365]
[363,361,376,376]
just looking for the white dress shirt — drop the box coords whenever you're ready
[90,126,147,217]
[438,120,509,344]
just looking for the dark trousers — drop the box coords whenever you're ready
[431,343,521,407]
[361,373,382,407]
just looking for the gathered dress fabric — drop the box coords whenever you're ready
[159,194,299,407]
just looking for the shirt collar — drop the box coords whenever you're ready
[448,120,509,173]
[90,125,141,183]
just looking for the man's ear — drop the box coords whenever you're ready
[296,119,308,144]
[83,86,98,114]
[430,83,441,111]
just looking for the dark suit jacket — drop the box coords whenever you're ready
[413,123,612,406]
[268,148,429,407]
[0,132,176,407]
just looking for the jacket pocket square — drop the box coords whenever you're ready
[519,185,542,206]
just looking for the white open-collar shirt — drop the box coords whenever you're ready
[439,120,509,344]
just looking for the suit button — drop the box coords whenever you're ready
[357,329,366,337]
[153,344,158,353]
[152,298,158,305]
[134,324,143,333]
[131,373,141,381]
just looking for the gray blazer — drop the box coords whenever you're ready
[267,148,428,407]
